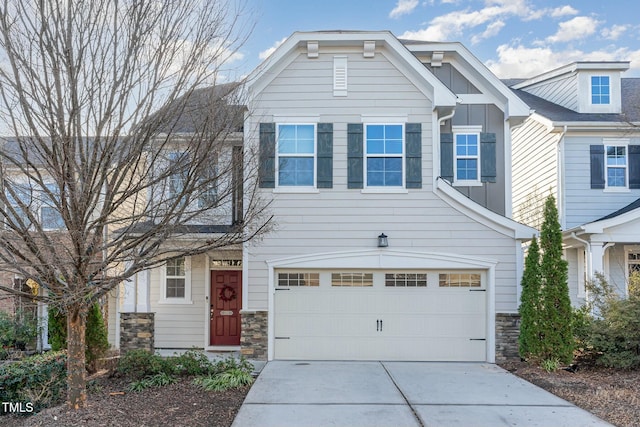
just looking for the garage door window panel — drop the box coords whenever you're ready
[439,273,481,287]
[331,273,373,287]
[385,273,427,287]
[277,272,319,287]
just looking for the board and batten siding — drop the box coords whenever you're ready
[511,118,560,228]
[564,135,640,228]
[246,48,520,313]
[149,254,207,348]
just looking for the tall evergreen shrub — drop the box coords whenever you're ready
[539,195,573,364]
[518,236,542,359]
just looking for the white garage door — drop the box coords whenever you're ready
[274,270,487,361]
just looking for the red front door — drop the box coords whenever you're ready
[210,270,242,346]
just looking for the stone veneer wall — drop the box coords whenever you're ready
[240,310,268,360]
[120,312,155,353]
[495,313,520,362]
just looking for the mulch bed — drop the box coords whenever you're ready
[3,376,250,427]
[501,361,640,427]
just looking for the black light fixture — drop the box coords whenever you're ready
[377,233,388,248]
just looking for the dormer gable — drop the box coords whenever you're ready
[513,61,630,114]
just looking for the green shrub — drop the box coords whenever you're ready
[117,349,176,379]
[48,303,110,371]
[576,274,640,369]
[193,368,254,391]
[0,351,67,414]
[0,310,38,351]
[193,356,254,392]
[172,349,214,376]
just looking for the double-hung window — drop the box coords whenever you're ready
[4,182,32,228]
[453,127,481,184]
[277,124,315,187]
[605,143,627,188]
[591,76,610,105]
[41,183,64,230]
[167,151,187,198]
[365,124,403,187]
[165,257,186,298]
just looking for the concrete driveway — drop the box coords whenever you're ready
[232,361,613,427]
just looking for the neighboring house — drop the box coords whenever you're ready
[242,31,535,362]
[107,85,247,351]
[509,61,640,305]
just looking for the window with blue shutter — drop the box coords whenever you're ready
[440,133,454,181]
[629,145,640,189]
[317,123,333,188]
[590,145,605,189]
[405,123,422,189]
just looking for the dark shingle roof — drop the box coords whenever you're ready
[504,78,640,123]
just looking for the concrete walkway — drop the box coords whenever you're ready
[232,361,613,427]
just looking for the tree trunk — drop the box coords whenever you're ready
[66,304,88,409]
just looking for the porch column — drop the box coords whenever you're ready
[121,268,151,313]
[591,242,605,278]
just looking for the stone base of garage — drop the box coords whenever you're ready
[239,311,520,362]
[495,313,520,362]
[240,310,268,360]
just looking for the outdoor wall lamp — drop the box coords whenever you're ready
[377,233,388,248]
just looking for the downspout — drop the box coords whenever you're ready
[571,232,590,299]
[558,125,568,229]
[434,106,457,190]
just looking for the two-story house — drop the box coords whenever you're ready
[241,31,535,363]
[509,62,640,304]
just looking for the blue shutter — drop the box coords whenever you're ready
[629,145,640,189]
[590,145,605,189]
[480,133,497,183]
[317,123,333,188]
[440,133,453,182]
[259,123,276,188]
[347,124,363,189]
[405,123,422,189]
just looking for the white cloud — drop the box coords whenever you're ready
[258,37,287,60]
[550,5,578,18]
[487,43,638,78]
[545,16,600,44]
[471,20,505,45]
[389,0,419,19]
[601,24,629,41]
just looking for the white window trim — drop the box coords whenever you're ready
[364,123,405,189]
[275,123,317,189]
[159,256,193,304]
[604,139,629,192]
[453,125,482,187]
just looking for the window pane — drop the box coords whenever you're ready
[279,157,314,186]
[607,168,626,187]
[166,278,185,298]
[277,272,319,287]
[367,139,384,154]
[331,272,373,287]
[385,273,427,287]
[367,158,402,186]
[367,125,384,139]
[278,125,314,154]
[591,76,610,104]
[42,207,64,229]
[456,134,478,156]
[607,146,626,165]
[456,159,478,180]
[439,273,481,287]
[166,258,185,276]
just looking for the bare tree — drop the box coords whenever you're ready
[0,0,270,409]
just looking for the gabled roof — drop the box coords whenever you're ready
[247,31,458,108]
[401,40,531,119]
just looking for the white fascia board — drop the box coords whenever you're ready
[248,31,457,108]
[405,41,530,118]
[435,178,538,240]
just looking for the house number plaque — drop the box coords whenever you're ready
[220,310,233,316]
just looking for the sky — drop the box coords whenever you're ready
[232,0,640,79]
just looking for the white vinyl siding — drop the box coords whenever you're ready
[519,74,578,112]
[564,135,640,228]
[247,47,521,316]
[511,118,560,228]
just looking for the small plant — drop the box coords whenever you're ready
[193,356,254,391]
[128,378,153,392]
[148,372,177,387]
[541,358,560,372]
[117,349,175,379]
[172,349,214,376]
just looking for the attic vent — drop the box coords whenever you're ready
[307,41,319,58]
[431,51,444,67]
[363,41,375,58]
[333,56,347,97]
